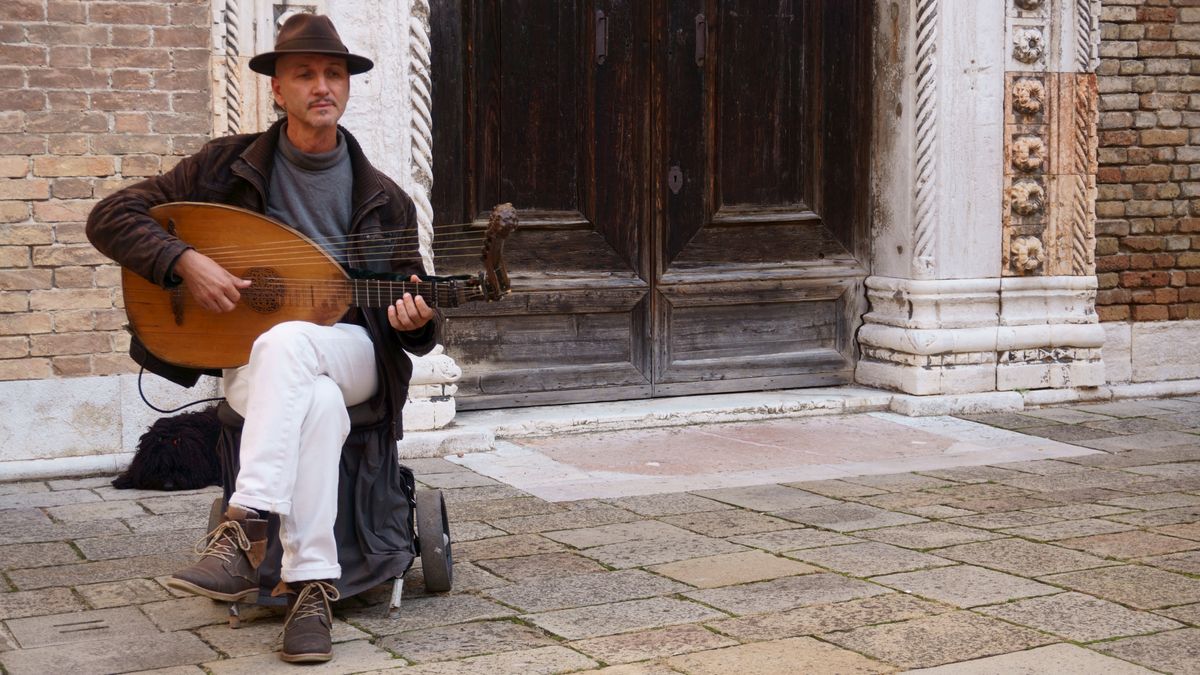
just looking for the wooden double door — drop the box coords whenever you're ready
[431,0,872,409]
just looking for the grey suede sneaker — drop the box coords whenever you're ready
[166,505,266,602]
[279,580,340,663]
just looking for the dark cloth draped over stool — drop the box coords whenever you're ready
[216,402,417,602]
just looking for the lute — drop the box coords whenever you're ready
[121,201,515,369]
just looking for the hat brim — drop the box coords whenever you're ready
[249,50,373,76]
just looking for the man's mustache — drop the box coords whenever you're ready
[308,98,338,109]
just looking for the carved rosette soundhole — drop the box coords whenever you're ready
[242,267,285,314]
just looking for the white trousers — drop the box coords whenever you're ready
[222,321,377,582]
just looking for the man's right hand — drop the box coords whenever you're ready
[173,249,251,313]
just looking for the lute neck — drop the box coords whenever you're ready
[349,279,461,309]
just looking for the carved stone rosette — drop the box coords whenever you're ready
[1002,0,1098,278]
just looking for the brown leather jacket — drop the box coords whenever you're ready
[87,118,436,438]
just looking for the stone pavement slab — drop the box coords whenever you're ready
[524,597,726,640]
[7,552,194,590]
[0,587,85,620]
[197,617,368,659]
[576,532,749,569]
[771,503,927,532]
[1042,565,1200,609]
[1141,549,1200,575]
[858,522,1003,549]
[905,643,1158,674]
[976,591,1183,642]
[871,565,1057,608]
[684,573,889,615]
[691,484,837,511]
[342,594,516,636]
[376,620,554,664]
[205,639,400,674]
[943,510,1061,530]
[382,645,598,675]
[934,537,1116,576]
[822,611,1053,670]
[44,499,149,522]
[541,519,696,549]
[1001,517,1137,541]
[7,606,158,648]
[569,624,738,665]
[658,509,797,537]
[1095,628,1200,675]
[482,569,688,612]
[706,594,947,642]
[604,492,733,517]
[75,578,172,608]
[0,631,217,675]
[785,542,953,578]
[474,551,607,581]
[454,534,565,561]
[664,637,894,675]
[725,527,859,552]
[1057,529,1200,558]
[648,550,818,588]
[0,541,81,569]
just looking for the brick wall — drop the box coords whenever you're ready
[1096,0,1200,322]
[0,0,211,381]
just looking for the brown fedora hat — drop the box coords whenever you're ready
[249,13,373,76]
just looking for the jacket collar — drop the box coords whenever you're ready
[234,118,388,221]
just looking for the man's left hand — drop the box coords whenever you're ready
[388,275,434,331]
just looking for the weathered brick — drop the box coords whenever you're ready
[0,179,49,201]
[52,267,94,289]
[30,245,108,267]
[51,354,92,376]
[0,270,51,291]
[0,157,28,178]
[51,178,93,200]
[52,309,95,332]
[32,200,97,223]
[0,358,51,380]
[91,91,170,112]
[0,226,50,248]
[0,290,27,314]
[29,289,112,311]
[48,46,89,68]
[119,155,160,177]
[92,134,170,155]
[0,336,29,359]
[88,3,169,26]
[33,157,115,178]
[47,135,89,156]
[92,352,137,376]
[30,332,110,357]
[47,1,85,23]
[1133,304,1170,321]
[0,246,30,268]
[0,202,31,224]
[0,312,52,335]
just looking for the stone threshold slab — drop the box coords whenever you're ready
[447,412,1099,502]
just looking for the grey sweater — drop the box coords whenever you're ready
[267,125,353,264]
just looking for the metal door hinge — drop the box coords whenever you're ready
[596,10,608,65]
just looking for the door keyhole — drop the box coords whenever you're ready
[668,165,683,194]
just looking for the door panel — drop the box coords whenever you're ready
[433,0,653,407]
[653,0,867,394]
[431,0,871,408]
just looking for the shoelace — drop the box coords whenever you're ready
[286,581,341,626]
[193,520,250,561]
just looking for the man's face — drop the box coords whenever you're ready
[271,53,350,134]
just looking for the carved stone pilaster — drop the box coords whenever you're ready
[860,0,1104,396]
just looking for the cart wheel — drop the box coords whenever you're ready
[416,489,453,592]
[206,496,224,533]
